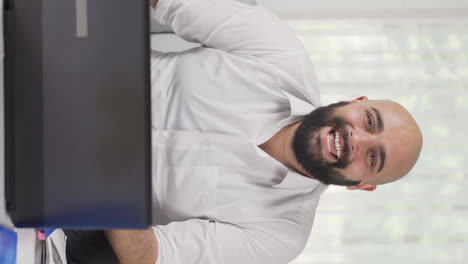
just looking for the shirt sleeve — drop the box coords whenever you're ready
[151,0,304,55]
[152,219,298,264]
[150,0,319,92]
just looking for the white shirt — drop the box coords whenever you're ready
[150,0,328,263]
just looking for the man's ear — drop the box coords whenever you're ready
[349,96,368,103]
[346,182,377,192]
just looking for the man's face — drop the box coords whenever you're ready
[293,98,422,187]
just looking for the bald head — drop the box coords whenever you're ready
[366,100,423,184]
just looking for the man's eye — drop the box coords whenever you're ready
[370,152,376,167]
[367,114,373,129]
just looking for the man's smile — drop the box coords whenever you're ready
[327,130,342,158]
[320,126,347,164]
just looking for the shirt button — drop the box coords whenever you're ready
[153,131,167,143]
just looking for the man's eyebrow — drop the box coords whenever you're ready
[378,145,386,173]
[371,107,384,132]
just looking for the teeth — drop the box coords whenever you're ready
[335,131,341,159]
[327,131,342,160]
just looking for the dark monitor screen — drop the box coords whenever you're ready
[4,0,152,228]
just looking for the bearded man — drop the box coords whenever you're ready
[103,0,423,263]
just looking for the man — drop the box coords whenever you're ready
[105,0,423,263]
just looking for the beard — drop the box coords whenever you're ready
[292,102,361,186]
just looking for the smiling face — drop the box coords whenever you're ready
[292,97,423,189]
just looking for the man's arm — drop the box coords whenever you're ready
[150,0,304,57]
[150,0,318,96]
[105,229,158,264]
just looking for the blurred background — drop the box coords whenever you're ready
[257,0,468,263]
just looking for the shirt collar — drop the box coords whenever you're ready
[274,91,317,130]
[273,169,326,189]
[253,145,322,189]
[282,91,316,117]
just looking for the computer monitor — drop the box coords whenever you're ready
[3,0,151,228]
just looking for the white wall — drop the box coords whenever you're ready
[258,0,468,19]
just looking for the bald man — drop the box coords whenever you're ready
[284,97,423,189]
[103,0,423,264]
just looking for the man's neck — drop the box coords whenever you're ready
[258,121,308,176]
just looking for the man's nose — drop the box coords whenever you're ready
[349,128,376,155]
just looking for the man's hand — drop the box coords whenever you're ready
[150,0,158,8]
[105,229,159,264]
